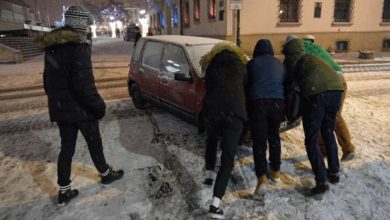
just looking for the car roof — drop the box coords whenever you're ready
[142,35,224,46]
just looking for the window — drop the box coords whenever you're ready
[314,2,322,18]
[208,0,216,19]
[173,4,179,27]
[383,39,390,50]
[157,13,161,28]
[193,0,200,22]
[334,0,352,22]
[383,0,390,22]
[163,44,190,78]
[336,41,349,52]
[142,41,163,69]
[279,0,300,22]
[219,10,224,21]
[160,11,165,28]
[184,0,190,27]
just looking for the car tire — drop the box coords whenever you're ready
[130,84,146,109]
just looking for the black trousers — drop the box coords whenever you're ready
[57,120,109,187]
[205,115,243,199]
[248,99,285,178]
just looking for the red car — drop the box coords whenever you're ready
[127,35,299,132]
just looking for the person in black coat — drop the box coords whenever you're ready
[37,5,124,205]
[134,26,142,47]
[246,39,286,197]
[200,43,248,219]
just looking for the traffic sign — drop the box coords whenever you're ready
[230,0,243,10]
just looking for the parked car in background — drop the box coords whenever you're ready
[123,23,137,41]
[127,35,300,132]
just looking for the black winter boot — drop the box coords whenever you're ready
[310,182,329,195]
[58,189,79,205]
[101,168,124,185]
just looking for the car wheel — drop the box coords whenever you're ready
[130,84,146,109]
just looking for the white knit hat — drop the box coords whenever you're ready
[303,35,315,41]
[65,5,93,33]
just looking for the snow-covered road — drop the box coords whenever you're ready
[0,72,389,219]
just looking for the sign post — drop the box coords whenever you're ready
[230,0,243,47]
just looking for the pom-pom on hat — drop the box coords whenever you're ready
[65,5,93,33]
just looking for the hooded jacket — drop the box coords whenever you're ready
[37,26,106,122]
[282,39,344,97]
[246,39,285,101]
[200,43,248,121]
[303,40,342,72]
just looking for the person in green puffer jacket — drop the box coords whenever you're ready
[282,38,344,195]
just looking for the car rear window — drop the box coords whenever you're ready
[187,44,217,78]
[142,41,163,69]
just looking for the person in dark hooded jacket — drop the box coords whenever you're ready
[282,38,344,195]
[246,39,286,197]
[200,42,247,219]
[37,5,124,205]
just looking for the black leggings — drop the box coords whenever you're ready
[205,115,243,199]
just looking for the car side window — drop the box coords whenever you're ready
[142,41,163,69]
[132,38,145,62]
[163,44,190,77]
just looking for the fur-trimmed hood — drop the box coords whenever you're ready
[36,26,87,49]
[200,42,248,70]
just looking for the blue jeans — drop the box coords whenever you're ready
[301,91,342,184]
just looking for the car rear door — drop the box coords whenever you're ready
[159,43,196,114]
[140,41,164,98]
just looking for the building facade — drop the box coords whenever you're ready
[147,0,390,54]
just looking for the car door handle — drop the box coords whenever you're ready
[161,78,168,83]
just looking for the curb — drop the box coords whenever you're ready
[0,76,128,93]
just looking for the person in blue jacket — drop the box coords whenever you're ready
[246,39,286,197]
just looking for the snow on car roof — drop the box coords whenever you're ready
[143,35,224,46]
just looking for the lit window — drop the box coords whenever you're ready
[208,0,216,19]
[160,11,165,28]
[279,0,300,22]
[173,4,179,27]
[193,0,200,22]
[334,0,352,22]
